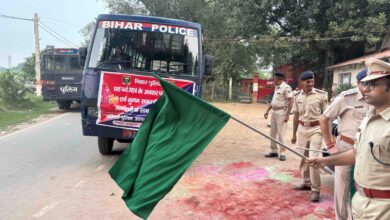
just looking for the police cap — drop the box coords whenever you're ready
[356,68,368,81]
[300,71,314,81]
[362,58,390,82]
[274,71,285,78]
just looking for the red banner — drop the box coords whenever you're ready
[97,72,195,130]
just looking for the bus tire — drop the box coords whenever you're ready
[98,137,114,155]
[57,101,72,110]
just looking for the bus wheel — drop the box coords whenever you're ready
[98,137,114,155]
[57,101,72,110]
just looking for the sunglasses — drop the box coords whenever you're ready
[362,81,387,90]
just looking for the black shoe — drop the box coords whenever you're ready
[264,152,278,158]
[279,155,286,161]
[293,184,311,191]
[310,191,320,202]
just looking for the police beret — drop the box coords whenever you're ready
[356,68,367,81]
[274,71,285,78]
[300,71,314,80]
[362,58,390,82]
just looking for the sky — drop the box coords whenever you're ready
[0,0,109,68]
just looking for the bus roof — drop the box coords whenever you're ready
[42,47,79,55]
[97,14,201,30]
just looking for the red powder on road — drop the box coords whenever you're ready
[155,163,334,219]
[180,179,333,219]
[226,162,254,169]
[279,168,302,178]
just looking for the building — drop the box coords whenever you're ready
[327,49,390,87]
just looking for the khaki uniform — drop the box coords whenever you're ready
[352,107,390,219]
[269,82,293,154]
[323,88,369,220]
[293,88,328,192]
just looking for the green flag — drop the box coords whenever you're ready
[109,75,230,219]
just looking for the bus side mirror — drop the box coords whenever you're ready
[79,47,88,67]
[204,54,214,75]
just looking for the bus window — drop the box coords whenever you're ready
[88,26,199,76]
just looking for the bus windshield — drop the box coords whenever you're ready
[88,21,200,76]
[42,55,81,71]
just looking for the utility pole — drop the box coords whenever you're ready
[8,55,12,69]
[228,77,233,101]
[34,13,41,96]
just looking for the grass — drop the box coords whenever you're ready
[0,94,57,130]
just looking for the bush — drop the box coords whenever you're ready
[0,70,31,107]
[336,83,354,95]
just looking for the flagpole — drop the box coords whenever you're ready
[295,147,329,154]
[230,116,334,175]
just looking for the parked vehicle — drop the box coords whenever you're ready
[80,14,213,154]
[40,46,86,109]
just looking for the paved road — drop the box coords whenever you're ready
[0,111,131,220]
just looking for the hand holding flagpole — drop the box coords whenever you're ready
[230,116,334,175]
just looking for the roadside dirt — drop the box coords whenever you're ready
[0,105,78,137]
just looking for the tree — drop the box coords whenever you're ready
[80,22,96,47]
[90,0,390,88]
[0,70,30,106]
[218,0,390,86]
[22,54,35,78]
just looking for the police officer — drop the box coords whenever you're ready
[319,69,369,220]
[291,71,328,202]
[264,71,293,161]
[308,58,390,219]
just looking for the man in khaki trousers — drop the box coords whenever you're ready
[308,58,390,219]
[319,69,369,220]
[291,71,328,202]
[264,71,293,161]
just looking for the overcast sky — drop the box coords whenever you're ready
[0,0,108,68]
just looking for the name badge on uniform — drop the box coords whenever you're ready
[354,105,363,109]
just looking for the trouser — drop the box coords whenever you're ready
[270,109,287,154]
[298,125,322,192]
[334,137,354,220]
[352,192,390,219]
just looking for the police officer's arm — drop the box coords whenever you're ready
[320,95,345,150]
[264,105,272,119]
[291,111,299,144]
[291,95,299,144]
[319,115,334,148]
[284,97,293,122]
[307,149,356,168]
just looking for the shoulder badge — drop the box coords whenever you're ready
[315,88,326,93]
[340,88,358,96]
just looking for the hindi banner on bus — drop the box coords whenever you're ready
[97,72,195,130]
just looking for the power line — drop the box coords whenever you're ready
[40,16,83,28]
[39,21,78,47]
[0,14,32,21]
[203,36,355,43]
[1,13,78,47]
[38,23,76,48]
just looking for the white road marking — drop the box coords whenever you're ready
[95,164,106,171]
[32,201,61,218]
[0,113,71,140]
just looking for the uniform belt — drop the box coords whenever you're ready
[298,120,320,127]
[340,135,355,145]
[355,183,390,199]
[272,106,287,110]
